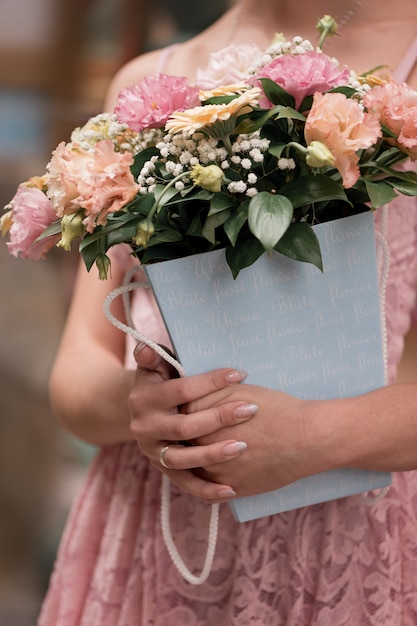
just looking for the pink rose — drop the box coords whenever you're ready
[195,44,263,89]
[252,51,350,110]
[47,140,139,232]
[363,81,417,159]
[7,185,59,259]
[114,74,200,132]
[304,91,382,187]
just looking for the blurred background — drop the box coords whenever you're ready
[0,1,228,623]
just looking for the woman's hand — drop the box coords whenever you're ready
[128,345,258,502]
[185,384,332,497]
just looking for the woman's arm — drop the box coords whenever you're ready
[48,260,135,445]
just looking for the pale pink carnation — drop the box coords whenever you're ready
[47,140,139,232]
[7,185,59,259]
[252,51,350,110]
[77,140,139,232]
[304,91,382,187]
[46,141,90,215]
[114,73,200,132]
[363,81,417,160]
[195,44,263,90]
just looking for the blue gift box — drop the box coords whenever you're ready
[145,212,391,522]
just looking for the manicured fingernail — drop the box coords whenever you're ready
[223,441,248,456]
[217,488,237,498]
[234,403,258,419]
[226,370,248,383]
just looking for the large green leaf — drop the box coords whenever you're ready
[248,191,293,252]
[226,237,265,278]
[275,222,323,271]
[364,180,398,208]
[279,175,349,208]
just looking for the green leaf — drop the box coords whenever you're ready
[153,183,180,209]
[143,229,184,247]
[268,143,288,159]
[107,224,138,246]
[224,204,249,246]
[364,180,398,208]
[248,191,293,252]
[201,210,231,244]
[226,237,265,278]
[280,175,349,208]
[79,239,101,272]
[259,78,295,107]
[233,105,284,135]
[275,222,323,271]
[35,219,62,240]
[207,193,233,216]
[369,164,417,183]
[387,178,417,196]
[275,107,306,122]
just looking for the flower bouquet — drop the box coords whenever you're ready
[2,17,417,279]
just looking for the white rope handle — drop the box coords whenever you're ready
[102,273,219,585]
[361,208,391,506]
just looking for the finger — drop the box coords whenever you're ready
[156,439,248,471]
[134,344,177,381]
[145,367,248,411]
[165,401,258,442]
[163,468,238,503]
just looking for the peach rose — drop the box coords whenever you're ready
[363,81,417,159]
[47,140,139,232]
[304,91,382,187]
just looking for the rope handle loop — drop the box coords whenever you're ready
[102,269,219,585]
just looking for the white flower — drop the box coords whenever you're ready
[249,148,265,163]
[278,158,296,170]
[228,180,247,193]
[195,44,263,89]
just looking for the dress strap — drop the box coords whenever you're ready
[393,36,417,82]
[155,43,180,74]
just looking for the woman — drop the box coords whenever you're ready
[40,0,417,624]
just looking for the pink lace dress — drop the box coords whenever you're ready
[38,47,417,626]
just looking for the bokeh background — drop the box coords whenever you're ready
[0,1,228,623]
